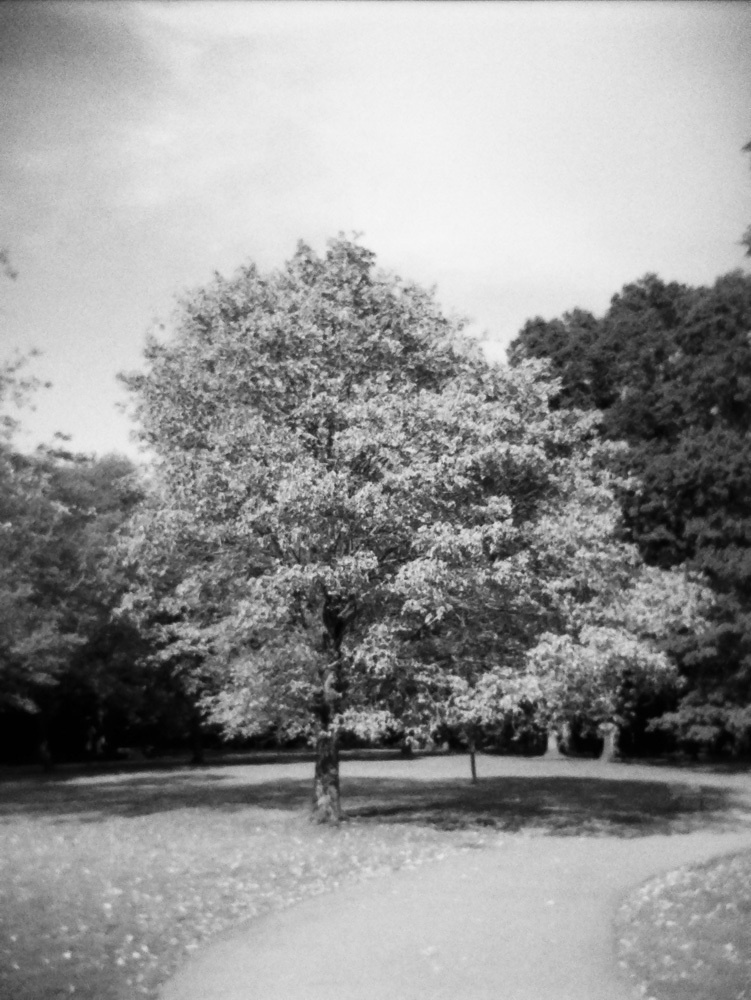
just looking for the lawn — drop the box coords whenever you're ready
[0,756,496,1000]
[1,753,749,1000]
[616,850,751,1000]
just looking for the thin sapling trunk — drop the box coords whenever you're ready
[467,731,478,784]
[189,707,204,766]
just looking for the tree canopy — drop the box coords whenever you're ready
[0,356,153,762]
[121,238,704,816]
[509,270,751,753]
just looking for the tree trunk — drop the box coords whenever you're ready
[189,709,204,766]
[314,600,351,823]
[37,714,53,773]
[469,747,478,784]
[544,727,566,759]
[38,739,53,773]
[311,728,341,824]
[599,722,620,762]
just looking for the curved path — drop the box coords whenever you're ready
[161,761,751,1000]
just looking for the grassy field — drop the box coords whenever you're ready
[1,753,750,1000]
[616,850,751,1000]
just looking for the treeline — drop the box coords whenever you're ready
[2,244,750,778]
[509,270,751,754]
[0,389,174,763]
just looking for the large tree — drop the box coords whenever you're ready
[509,270,751,753]
[122,237,702,817]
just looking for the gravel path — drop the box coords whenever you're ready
[160,758,751,1000]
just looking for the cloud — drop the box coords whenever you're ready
[0,3,167,251]
[2,1,750,458]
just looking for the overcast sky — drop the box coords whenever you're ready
[2,1,750,458]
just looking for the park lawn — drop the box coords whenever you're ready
[0,755,746,1000]
[0,763,487,1000]
[616,850,751,1000]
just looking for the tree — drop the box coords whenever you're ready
[524,488,710,759]
[34,449,152,760]
[0,439,148,760]
[509,271,751,753]
[0,356,68,718]
[121,237,705,814]
[0,356,151,762]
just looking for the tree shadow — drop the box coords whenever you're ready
[344,775,750,837]
[1,765,749,836]
[0,771,312,822]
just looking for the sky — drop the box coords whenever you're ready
[1,0,750,458]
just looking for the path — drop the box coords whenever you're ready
[160,759,751,1000]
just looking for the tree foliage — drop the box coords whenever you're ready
[122,237,704,812]
[509,270,751,753]
[0,357,69,713]
[0,357,150,760]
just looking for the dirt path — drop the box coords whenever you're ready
[160,759,751,1000]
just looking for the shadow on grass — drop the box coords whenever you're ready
[1,766,749,837]
[345,776,749,837]
[0,771,310,822]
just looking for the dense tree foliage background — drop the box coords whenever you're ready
[0,357,192,764]
[508,270,751,753]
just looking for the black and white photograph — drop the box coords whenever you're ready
[2,3,751,999]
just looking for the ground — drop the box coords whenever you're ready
[2,753,751,1000]
[159,755,751,1000]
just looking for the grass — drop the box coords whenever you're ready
[1,753,749,1000]
[616,851,751,1000]
[344,773,736,836]
[0,760,491,1000]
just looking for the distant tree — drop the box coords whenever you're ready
[36,449,151,759]
[509,270,751,754]
[0,357,151,761]
[524,487,710,759]
[0,357,68,718]
[0,441,148,758]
